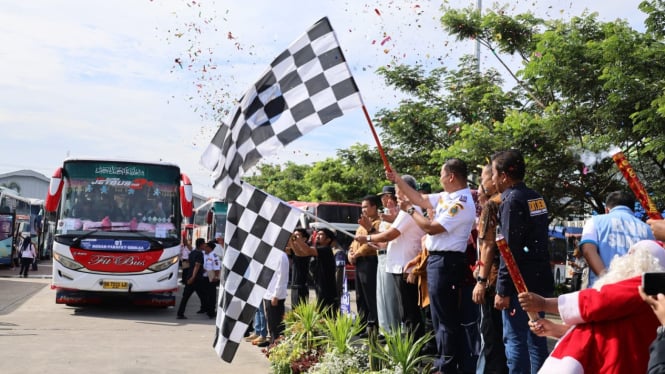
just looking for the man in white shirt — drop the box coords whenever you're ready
[202,240,221,318]
[263,249,289,345]
[354,175,426,338]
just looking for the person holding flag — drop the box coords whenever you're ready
[386,158,476,374]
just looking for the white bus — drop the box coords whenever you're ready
[0,187,44,264]
[191,198,227,243]
[45,158,193,306]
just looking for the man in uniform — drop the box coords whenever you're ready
[491,149,553,373]
[387,158,476,373]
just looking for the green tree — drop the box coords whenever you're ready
[245,144,388,203]
[246,2,665,220]
[434,4,665,219]
[244,162,311,201]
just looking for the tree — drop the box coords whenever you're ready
[245,144,388,203]
[433,4,665,219]
[246,3,665,220]
[244,162,311,201]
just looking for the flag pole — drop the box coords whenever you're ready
[611,151,663,220]
[361,105,392,173]
[297,208,357,239]
[328,22,392,173]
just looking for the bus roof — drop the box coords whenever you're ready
[63,156,180,169]
[0,188,43,205]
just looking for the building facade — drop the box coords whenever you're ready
[0,170,50,200]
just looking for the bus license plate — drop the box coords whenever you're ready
[102,281,129,290]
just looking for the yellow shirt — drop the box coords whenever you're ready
[349,218,381,257]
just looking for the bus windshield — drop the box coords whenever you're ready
[54,160,181,248]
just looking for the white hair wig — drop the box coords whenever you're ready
[593,240,665,290]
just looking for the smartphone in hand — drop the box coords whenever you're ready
[642,272,665,295]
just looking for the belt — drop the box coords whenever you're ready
[377,250,387,255]
[428,250,465,256]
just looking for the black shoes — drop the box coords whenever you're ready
[257,340,270,347]
[196,309,205,314]
[176,315,187,319]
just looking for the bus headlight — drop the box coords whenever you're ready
[53,252,84,270]
[147,256,179,272]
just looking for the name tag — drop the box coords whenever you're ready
[528,198,547,216]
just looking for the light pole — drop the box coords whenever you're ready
[476,0,482,72]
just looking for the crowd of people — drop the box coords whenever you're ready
[285,148,665,374]
[177,147,665,373]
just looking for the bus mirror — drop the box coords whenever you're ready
[180,173,193,218]
[45,167,64,213]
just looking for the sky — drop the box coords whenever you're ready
[0,0,646,198]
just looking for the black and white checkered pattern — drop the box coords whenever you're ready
[213,182,300,362]
[200,17,362,200]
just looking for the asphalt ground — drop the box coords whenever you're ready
[0,262,271,373]
[0,262,558,373]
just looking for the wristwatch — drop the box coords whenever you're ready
[476,276,488,283]
[407,207,416,215]
[366,235,371,242]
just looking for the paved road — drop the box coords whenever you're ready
[0,263,271,374]
[0,263,558,373]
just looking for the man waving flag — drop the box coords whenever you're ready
[200,17,363,363]
[200,16,362,202]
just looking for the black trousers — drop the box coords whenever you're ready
[427,251,465,372]
[392,273,424,338]
[203,279,218,316]
[354,256,378,327]
[177,278,206,316]
[478,286,508,374]
[290,284,309,307]
[20,257,33,276]
[264,298,285,343]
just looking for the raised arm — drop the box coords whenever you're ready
[289,234,317,257]
[386,170,432,211]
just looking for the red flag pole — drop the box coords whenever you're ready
[328,24,391,174]
[361,105,392,173]
[611,151,663,220]
[496,233,540,321]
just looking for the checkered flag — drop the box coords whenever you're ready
[213,182,300,362]
[200,17,362,200]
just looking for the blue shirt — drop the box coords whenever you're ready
[580,205,654,286]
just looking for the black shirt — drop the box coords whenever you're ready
[188,249,205,279]
[291,255,311,287]
[314,245,337,309]
[496,182,554,297]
